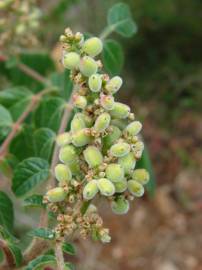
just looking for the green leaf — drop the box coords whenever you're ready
[34,97,65,132]
[9,96,32,121]
[107,2,137,37]
[0,225,18,243]
[24,195,45,208]
[29,228,55,240]
[0,105,13,133]
[62,243,76,256]
[136,146,156,197]
[12,157,50,197]
[0,192,14,232]
[0,249,4,263]
[25,255,56,270]
[65,262,75,270]
[102,40,124,75]
[7,243,23,267]
[51,70,73,100]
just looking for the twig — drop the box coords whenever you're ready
[55,242,65,270]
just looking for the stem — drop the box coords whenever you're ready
[55,243,65,270]
[100,25,114,40]
[0,239,15,269]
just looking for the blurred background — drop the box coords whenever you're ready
[1,0,202,269]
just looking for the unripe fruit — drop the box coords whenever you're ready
[105,76,123,94]
[110,102,130,119]
[83,180,98,200]
[132,141,144,158]
[125,121,142,136]
[102,125,121,149]
[97,178,115,196]
[72,129,92,147]
[55,164,72,183]
[118,152,136,174]
[132,169,149,185]
[94,112,111,132]
[76,113,93,127]
[105,163,124,182]
[79,56,98,77]
[83,146,103,168]
[127,180,144,197]
[111,119,127,130]
[68,160,81,176]
[56,132,71,147]
[110,142,130,157]
[88,74,102,92]
[82,37,103,57]
[63,52,80,70]
[111,196,129,215]
[71,113,86,132]
[46,187,66,203]
[73,95,87,109]
[114,178,127,193]
[100,94,115,110]
[59,145,77,164]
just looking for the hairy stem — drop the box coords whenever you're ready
[55,243,65,270]
[100,25,114,40]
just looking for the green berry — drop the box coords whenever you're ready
[110,142,130,157]
[114,178,127,193]
[59,145,77,164]
[105,76,123,94]
[127,180,144,197]
[118,152,136,174]
[71,113,86,132]
[110,102,130,119]
[97,178,115,197]
[83,180,98,200]
[132,169,149,185]
[100,94,115,110]
[72,129,92,147]
[55,164,72,183]
[83,146,103,168]
[102,125,121,150]
[68,160,81,176]
[82,37,103,57]
[79,56,98,77]
[73,95,87,109]
[56,132,71,147]
[88,74,102,92]
[105,163,124,182]
[111,196,129,215]
[111,119,127,130]
[63,52,80,70]
[46,187,66,203]
[94,112,111,132]
[125,121,142,136]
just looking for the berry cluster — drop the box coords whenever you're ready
[45,28,149,243]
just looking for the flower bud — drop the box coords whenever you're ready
[111,196,130,215]
[97,178,115,197]
[94,112,111,132]
[59,145,77,164]
[132,141,144,158]
[56,132,71,147]
[132,169,149,185]
[63,52,80,70]
[83,180,98,200]
[114,178,127,193]
[88,74,102,92]
[73,95,87,109]
[105,76,123,94]
[118,152,136,174]
[55,164,72,183]
[102,125,121,150]
[82,37,103,57]
[125,121,142,136]
[46,187,66,203]
[83,146,103,168]
[71,113,86,132]
[99,229,111,243]
[110,102,130,119]
[110,142,130,157]
[72,129,92,147]
[105,163,124,182]
[127,180,144,197]
[79,56,98,77]
[100,94,115,110]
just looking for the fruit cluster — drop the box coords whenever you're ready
[45,28,149,243]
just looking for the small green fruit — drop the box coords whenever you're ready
[79,56,98,77]
[127,180,144,197]
[105,76,123,94]
[94,112,111,132]
[83,180,98,200]
[72,129,92,147]
[82,37,103,57]
[56,132,71,147]
[47,187,66,202]
[97,178,115,196]
[63,52,80,70]
[55,164,72,183]
[68,160,81,176]
[111,196,129,215]
[132,141,144,158]
[102,125,121,150]
[111,119,127,130]
[132,169,149,185]
[125,121,142,136]
[71,113,86,132]
[59,145,77,164]
[110,102,130,119]
[114,178,127,193]
[118,152,136,174]
[73,95,87,109]
[88,74,102,92]
[110,142,130,157]
[100,94,115,110]
[83,146,103,168]
[75,113,93,127]
[105,163,124,182]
